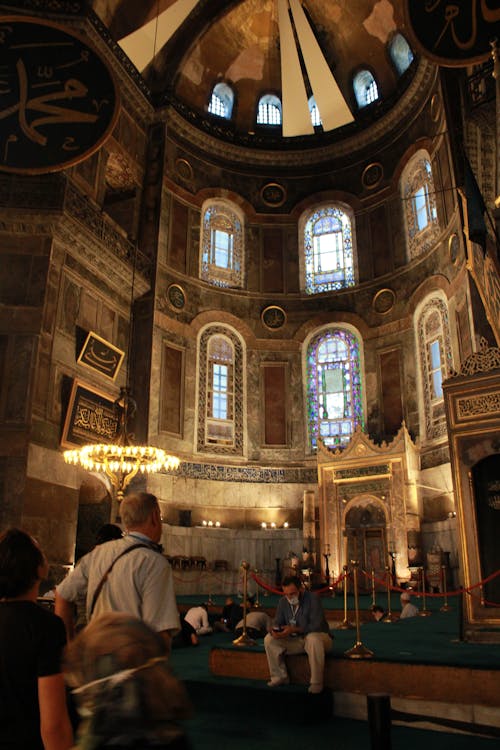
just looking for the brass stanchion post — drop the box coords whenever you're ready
[418,566,431,616]
[382,566,396,622]
[371,568,376,607]
[233,561,256,646]
[440,564,451,612]
[338,564,354,629]
[345,561,374,659]
[254,570,260,608]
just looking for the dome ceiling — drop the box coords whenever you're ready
[93,0,417,144]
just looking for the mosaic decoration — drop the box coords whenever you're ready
[172,461,316,484]
[417,298,454,440]
[260,182,286,207]
[166,283,186,311]
[361,162,384,190]
[261,305,286,330]
[372,288,395,314]
[200,201,244,289]
[402,154,439,260]
[303,206,355,294]
[306,328,364,450]
[197,326,243,455]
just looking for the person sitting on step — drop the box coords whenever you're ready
[264,575,332,694]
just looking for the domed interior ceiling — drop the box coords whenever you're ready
[94,0,416,142]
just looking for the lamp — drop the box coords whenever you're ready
[63,246,180,517]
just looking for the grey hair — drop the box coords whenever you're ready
[120,493,158,529]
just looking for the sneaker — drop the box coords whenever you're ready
[308,684,323,694]
[267,678,289,687]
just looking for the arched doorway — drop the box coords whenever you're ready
[471,453,500,605]
[74,475,113,561]
[344,499,387,591]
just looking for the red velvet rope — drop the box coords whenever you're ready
[173,563,500,608]
[359,566,500,606]
[250,570,346,596]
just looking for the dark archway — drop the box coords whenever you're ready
[471,453,500,605]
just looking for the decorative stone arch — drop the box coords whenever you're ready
[195,322,245,457]
[316,423,421,586]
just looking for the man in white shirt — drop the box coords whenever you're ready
[55,492,180,652]
[180,604,213,646]
[400,591,419,619]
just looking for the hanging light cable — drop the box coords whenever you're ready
[64,242,180,507]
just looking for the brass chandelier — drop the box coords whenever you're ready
[64,386,180,503]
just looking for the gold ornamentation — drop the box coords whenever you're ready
[361,162,384,190]
[166,283,186,311]
[372,288,395,314]
[451,338,500,377]
[261,305,286,330]
[457,393,500,419]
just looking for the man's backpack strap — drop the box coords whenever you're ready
[89,543,150,617]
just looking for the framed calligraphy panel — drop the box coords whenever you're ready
[61,379,119,449]
[404,1,500,67]
[0,16,119,173]
[77,331,124,381]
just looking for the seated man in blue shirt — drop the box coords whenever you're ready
[264,575,332,694]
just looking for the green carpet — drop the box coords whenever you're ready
[175,600,500,669]
[170,607,500,750]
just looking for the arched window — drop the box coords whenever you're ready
[301,205,355,294]
[416,297,453,441]
[353,70,379,108]
[257,94,282,125]
[388,33,414,76]
[306,328,364,450]
[197,326,244,455]
[308,96,321,127]
[200,201,244,288]
[401,151,439,259]
[208,82,234,119]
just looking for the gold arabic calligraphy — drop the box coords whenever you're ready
[82,338,120,375]
[426,0,500,53]
[0,59,98,147]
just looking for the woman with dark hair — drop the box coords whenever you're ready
[64,612,192,749]
[0,528,73,750]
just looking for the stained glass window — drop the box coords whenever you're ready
[200,201,244,288]
[416,297,453,440]
[401,152,439,260]
[306,328,364,450]
[197,327,244,455]
[303,206,355,294]
[206,335,234,443]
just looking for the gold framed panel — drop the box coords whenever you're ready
[261,305,287,330]
[61,378,119,449]
[77,331,124,381]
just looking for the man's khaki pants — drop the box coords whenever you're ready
[264,632,332,688]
